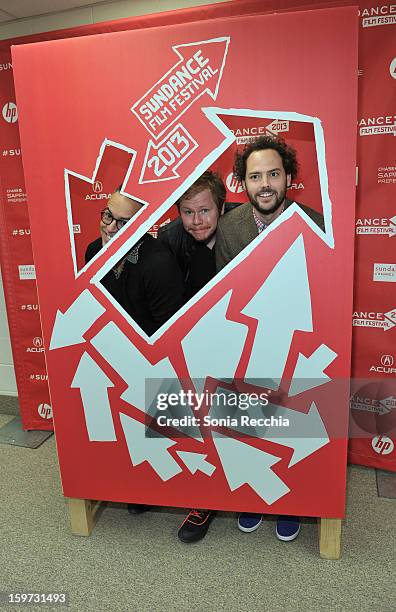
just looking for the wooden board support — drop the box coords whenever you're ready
[318,518,342,559]
[68,498,103,536]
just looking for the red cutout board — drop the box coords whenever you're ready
[12,7,358,516]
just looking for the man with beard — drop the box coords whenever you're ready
[215,135,324,542]
[215,135,324,269]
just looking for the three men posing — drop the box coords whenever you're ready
[86,134,323,544]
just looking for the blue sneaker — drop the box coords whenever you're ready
[238,513,263,532]
[276,516,301,541]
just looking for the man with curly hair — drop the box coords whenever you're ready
[216,135,324,541]
[216,135,324,270]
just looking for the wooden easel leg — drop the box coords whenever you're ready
[67,498,103,536]
[318,518,342,559]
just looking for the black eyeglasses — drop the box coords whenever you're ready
[100,208,131,231]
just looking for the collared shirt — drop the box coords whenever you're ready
[252,208,267,234]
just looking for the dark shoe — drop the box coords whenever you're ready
[127,504,153,514]
[237,513,263,533]
[276,516,301,541]
[178,509,216,543]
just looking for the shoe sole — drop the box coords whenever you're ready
[238,517,263,533]
[276,524,301,541]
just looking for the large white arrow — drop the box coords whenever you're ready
[91,322,202,440]
[176,451,216,476]
[242,235,312,389]
[120,413,182,481]
[71,352,116,441]
[50,289,105,350]
[131,37,230,139]
[209,388,329,467]
[288,344,337,396]
[182,291,248,392]
[213,433,290,505]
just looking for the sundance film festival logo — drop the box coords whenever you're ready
[2,102,17,123]
[353,308,396,331]
[350,392,395,415]
[370,354,396,374]
[360,4,396,27]
[85,180,111,200]
[359,115,396,136]
[356,216,396,236]
[373,262,396,282]
[18,265,36,280]
[0,61,12,71]
[232,121,289,145]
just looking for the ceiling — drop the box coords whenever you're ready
[0,1,119,23]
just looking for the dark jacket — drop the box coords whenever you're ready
[85,234,184,336]
[157,202,243,298]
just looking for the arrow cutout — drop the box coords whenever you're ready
[50,289,105,350]
[288,343,337,397]
[71,352,116,441]
[120,412,182,481]
[213,432,290,505]
[242,235,312,389]
[176,451,216,476]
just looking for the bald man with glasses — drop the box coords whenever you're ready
[85,187,185,336]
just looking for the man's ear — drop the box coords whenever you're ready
[286,174,292,189]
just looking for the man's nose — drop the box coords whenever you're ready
[192,212,202,225]
[260,174,270,188]
[108,219,118,232]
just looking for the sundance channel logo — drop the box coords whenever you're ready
[373,262,396,282]
[360,4,396,27]
[18,265,36,280]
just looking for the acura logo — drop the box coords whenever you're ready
[93,180,103,193]
[33,337,43,348]
[381,354,394,366]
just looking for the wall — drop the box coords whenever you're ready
[0,0,229,40]
[0,0,228,397]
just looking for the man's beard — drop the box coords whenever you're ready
[248,187,286,217]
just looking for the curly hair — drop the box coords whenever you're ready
[233,135,298,183]
[176,171,226,213]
